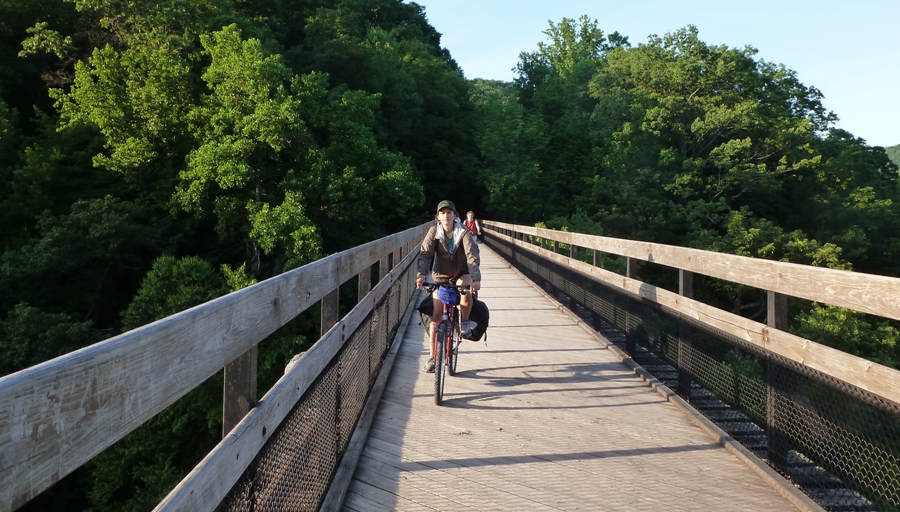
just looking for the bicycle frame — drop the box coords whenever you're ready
[422,283,468,405]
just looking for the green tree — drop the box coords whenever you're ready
[793,303,900,368]
[296,0,477,212]
[475,18,900,354]
[885,143,900,167]
[501,17,631,223]
[84,255,227,512]
[577,24,900,274]
[470,79,546,222]
[120,255,226,330]
[51,33,194,197]
[0,303,96,377]
[0,196,160,327]
[176,24,423,271]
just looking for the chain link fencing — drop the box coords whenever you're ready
[489,233,900,512]
[214,263,414,512]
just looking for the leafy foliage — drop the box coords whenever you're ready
[886,143,900,168]
[473,17,900,363]
[120,255,227,330]
[793,303,900,368]
[4,2,900,508]
[1,0,471,509]
[0,303,96,376]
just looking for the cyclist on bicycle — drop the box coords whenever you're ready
[416,200,481,373]
[464,210,482,241]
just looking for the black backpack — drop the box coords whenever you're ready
[417,295,490,341]
[464,298,490,341]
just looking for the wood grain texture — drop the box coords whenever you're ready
[490,228,900,408]
[0,223,428,512]
[319,282,421,512]
[153,248,420,511]
[341,245,819,512]
[222,345,258,437]
[486,221,900,322]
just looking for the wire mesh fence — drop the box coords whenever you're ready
[489,233,900,512]
[214,263,414,512]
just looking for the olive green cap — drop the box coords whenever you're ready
[436,200,457,214]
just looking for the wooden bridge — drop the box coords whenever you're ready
[2,222,899,512]
[341,247,814,511]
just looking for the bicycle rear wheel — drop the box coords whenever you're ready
[434,324,447,405]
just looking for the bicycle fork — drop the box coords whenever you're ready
[431,306,457,363]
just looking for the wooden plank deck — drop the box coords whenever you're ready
[341,245,816,511]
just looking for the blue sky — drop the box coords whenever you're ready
[417,0,900,147]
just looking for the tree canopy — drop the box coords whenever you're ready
[887,143,900,167]
[3,6,900,510]
[476,18,900,274]
[0,0,473,509]
[472,17,900,370]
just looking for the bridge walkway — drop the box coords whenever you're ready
[341,245,809,511]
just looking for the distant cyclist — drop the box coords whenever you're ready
[416,200,482,372]
[463,210,482,241]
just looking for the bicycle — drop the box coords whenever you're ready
[420,282,471,405]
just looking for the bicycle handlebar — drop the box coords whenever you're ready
[419,282,471,294]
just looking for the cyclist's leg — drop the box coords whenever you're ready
[455,274,473,322]
[431,322,439,358]
[423,318,437,372]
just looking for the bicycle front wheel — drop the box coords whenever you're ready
[434,324,447,405]
[448,316,459,376]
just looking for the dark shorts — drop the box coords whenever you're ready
[437,271,469,284]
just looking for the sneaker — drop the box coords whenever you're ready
[460,320,477,339]
[424,358,435,373]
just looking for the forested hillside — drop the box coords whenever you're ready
[3,4,900,510]
[471,17,900,370]
[888,144,900,167]
[0,0,476,510]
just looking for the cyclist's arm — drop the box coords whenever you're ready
[416,226,438,287]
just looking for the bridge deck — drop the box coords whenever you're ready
[342,245,807,511]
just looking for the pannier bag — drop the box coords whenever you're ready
[463,298,490,341]
[417,294,490,341]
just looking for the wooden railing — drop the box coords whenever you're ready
[6,218,900,511]
[0,223,428,512]
[484,220,900,509]
[485,220,900,407]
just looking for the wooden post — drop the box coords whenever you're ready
[563,243,579,311]
[626,257,638,279]
[593,249,602,268]
[767,291,790,472]
[358,264,372,302]
[222,346,258,437]
[767,291,789,329]
[322,288,339,337]
[379,254,390,282]
[677,270,694,400]
[625,257,638,355]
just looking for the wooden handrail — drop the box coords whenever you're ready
[487,221,900,322]
[0,223,429,512]
[484,221,900,409]
[154,240,421,511]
